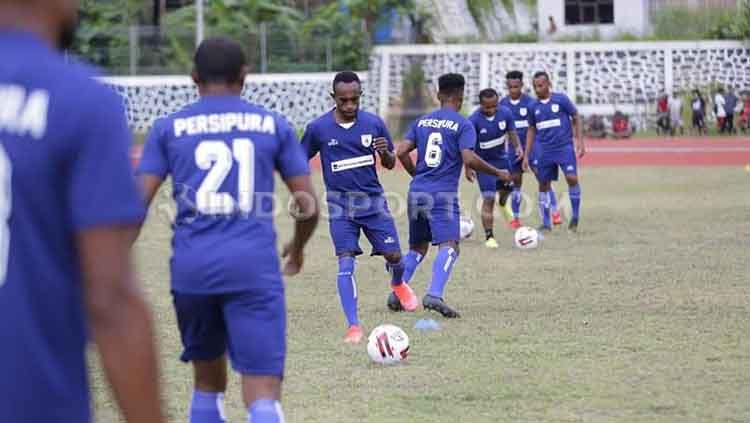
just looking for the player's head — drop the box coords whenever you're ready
[532,71,551,99]
[438,73,465,110]
[506,70,524,100]
[331,71,362,121]
[478,88,499,118]
[192,37,248,95]
[0,0,79,49]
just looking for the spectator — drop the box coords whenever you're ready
[668,91,684,136]
[691,89,707,136]
[656,93,670,135]
[586,114,607,138]
[612,111,632,139]
[739,91,750,133]
[714,87,726,132]
[723,86,738,134]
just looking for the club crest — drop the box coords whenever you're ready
[520,107,528,116]
[499,121,507,131]
[551,104,560,113]
[361,134,372,148]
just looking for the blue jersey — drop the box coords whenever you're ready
[467,106,516,166]
[301,110,392,217]
[0,31,145,422]
[138,96,309,294]
[500,94,535,147]
[527,92,578,153]
[405,108,476,194]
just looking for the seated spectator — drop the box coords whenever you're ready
[586,114,607,139]
[612,111,632,139]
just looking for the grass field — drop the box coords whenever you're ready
[91,165,750,422]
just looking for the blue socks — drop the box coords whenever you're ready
[248,399,284,423]
[336,256,358,326]
[538,191,551,228]
[427,247,458,299]
[190,390,226,423]
[402,250,423,284]
[511,187,522,218]
[387,258,406,286]
[549,187,559,213]
[569,184,581,219]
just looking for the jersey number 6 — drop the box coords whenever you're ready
[425,132,443,168]
[195,139,255,215]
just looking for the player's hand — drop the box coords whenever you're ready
[465,167,476,182]
[496,169,511,182]
[576,141,586,158]
[373,137,389,154]
[515,147,525,163]
[281,242,304,276]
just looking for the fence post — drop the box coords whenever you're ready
[479,50,490,91]
[378,51,391,120]
[566,48,576,102]
[129,26,139,76]
[664,47,674,96]
[326,37,333,72]
[260,22,268,73]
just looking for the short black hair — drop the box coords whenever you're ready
[333,71,361,92]
[438,73,465,96]
[194,37,246,84]
[533,71,550,81]
[506,70,524,81]
[479,88,498,101]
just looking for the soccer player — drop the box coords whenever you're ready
[500,70,563,227]
[396,74,511,318]
[301,71,418,343]
[137,38,319,423]
[0,1,165,422]
[523,71,585,232]
[466,88,524,248]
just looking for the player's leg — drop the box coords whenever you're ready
[497,158,515,224]
[222,287,286,423]
[329,218,364,342]
[361,211,418,312]
[549,186,562,225]
[402,194,433,285]
[510,169,523,229]
[533,158,555,231]
[422,198,462,318]
[476,171,499,248]
[560,149,581,232]
[172,293,229,423]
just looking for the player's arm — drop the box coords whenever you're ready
[281,175,319,276]
[461,149,511,182]
[523,126,536,172]
[571,113,585,158]
[374,121,397,170]
[508,130,524,162]
[79,227,165,423]
[300,124,320,160]
[396,139,417,177]
[132,120,169,245]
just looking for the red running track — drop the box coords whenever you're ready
[130,137,750,168]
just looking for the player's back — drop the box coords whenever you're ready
[139,96,307,294]
[406,108,475,194]
[0,31,144,422]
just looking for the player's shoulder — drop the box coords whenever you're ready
[306,109,335,130]
[552,92,573,103]
[356,109,386,126]
[498,104,514,117]
[466,108,482,123]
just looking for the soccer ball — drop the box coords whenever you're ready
[514,226,540,249]
[459,215,475,240]
[366,324,410,365]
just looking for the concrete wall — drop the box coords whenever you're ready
[538,0,649,40]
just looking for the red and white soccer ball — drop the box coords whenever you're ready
[366,324,410,365]
[459,215,475,240]
[514,226,540,250]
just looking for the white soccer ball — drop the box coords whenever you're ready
[366,324,410,365]
[459,215,475,240]
[514,226,540,249]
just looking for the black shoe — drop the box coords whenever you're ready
[537,225,552,233]
[387,292,404,312]
[568,218,579,232]
[422,295,461,318]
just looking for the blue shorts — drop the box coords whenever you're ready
[477,159,513,198]
[408,192,460,245]
[329,213,401,256]
[532,147,578,183]
[172,286,286,377]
